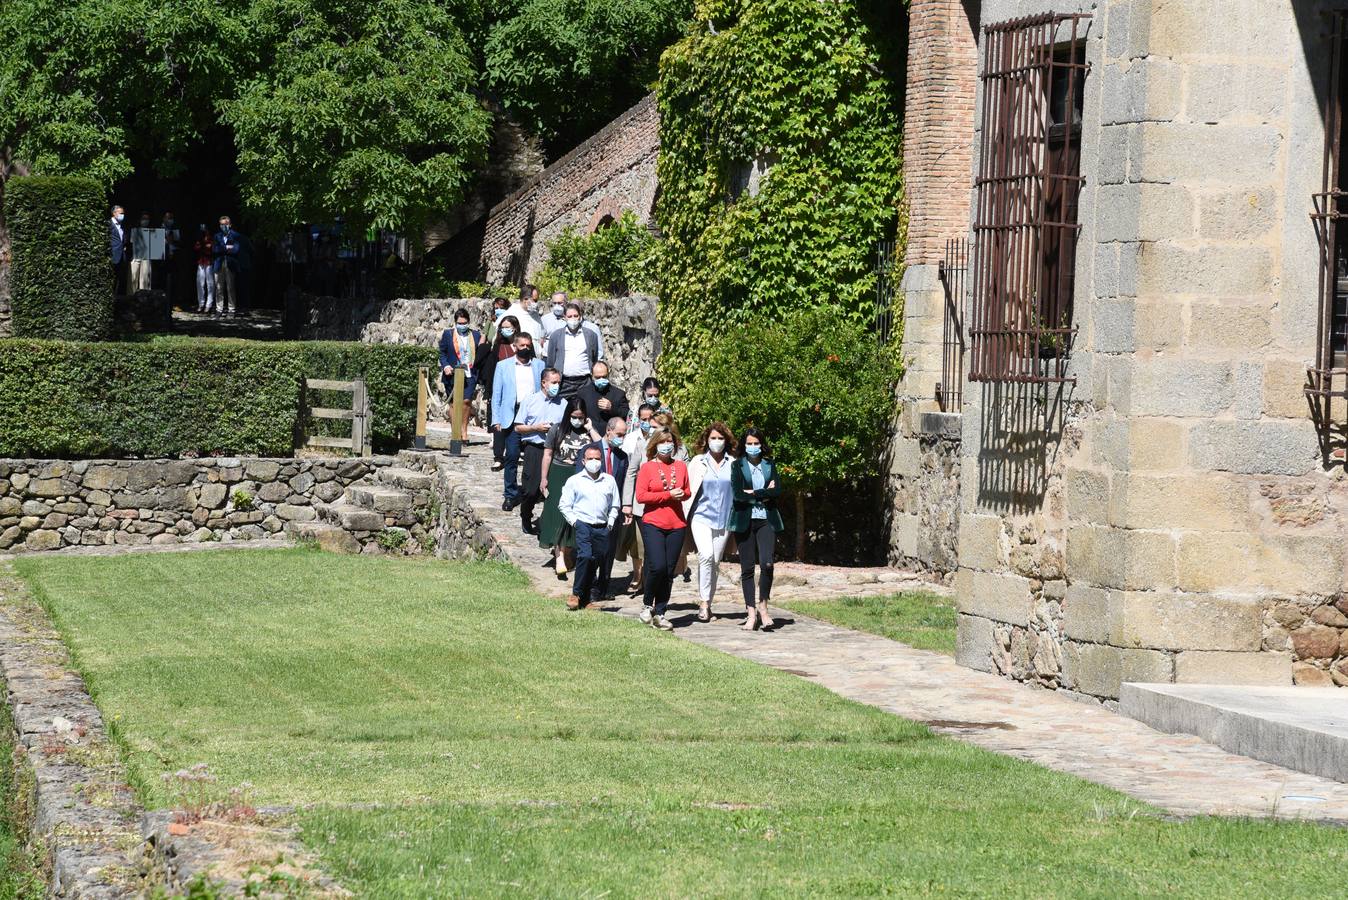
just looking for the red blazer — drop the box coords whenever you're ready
[635,459,689,530]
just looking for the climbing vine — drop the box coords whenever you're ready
[654,0,907,395]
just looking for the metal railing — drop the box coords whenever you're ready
[938,238,970,412]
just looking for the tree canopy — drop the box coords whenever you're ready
[0,0,687,235]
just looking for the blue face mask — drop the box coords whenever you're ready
[495,309,506,320]
[640,421,652,434]
[609,435,624,448]
[646,393,659,404]
[745,444,762,458]
[500,328,515,339]
[657,443,674,457]
[593,377,609,390]
[546,384,560,398]
[455,323,469,334]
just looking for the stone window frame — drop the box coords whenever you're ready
[968,12,1090,386]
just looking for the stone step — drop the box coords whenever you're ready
[376,467,433,491]
[344,484,424,513]
[1121,683,1348,784]
[317,500,385,532]
[290,521,360,554]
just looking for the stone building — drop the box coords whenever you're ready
[894,0,1348,699]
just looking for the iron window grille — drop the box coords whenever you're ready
[969,13,1089,384]
[938,237,970,412]
[1309,10,1348,453]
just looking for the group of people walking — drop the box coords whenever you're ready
[440,285,785,632]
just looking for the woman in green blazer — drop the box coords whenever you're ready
[729,428,785,631]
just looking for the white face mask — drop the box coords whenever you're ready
[708,438,725,454]
[565,318,581,332]
[584,458,602,475]
[552,304,565,317]
[570,416,586,430]
[657,443,674,457]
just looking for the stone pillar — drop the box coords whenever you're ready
[888,0,979,571]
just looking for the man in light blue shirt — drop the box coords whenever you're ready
[559,444,620,610]
[514,368,565,533]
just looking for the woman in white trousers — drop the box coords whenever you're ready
[683,423,737,623]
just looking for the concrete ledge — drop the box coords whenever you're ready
[919,411,963,440]
[1121,683,1348,783]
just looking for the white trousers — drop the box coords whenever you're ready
[130,259,152,292]
[691,519,730,603]
[196,264,216,310]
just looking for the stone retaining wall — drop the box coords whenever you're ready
[0,458,379,553]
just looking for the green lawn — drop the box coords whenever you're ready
[13,548,1348,897]
[779,591,958,654]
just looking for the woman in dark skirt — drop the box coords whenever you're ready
[539,397,598,577]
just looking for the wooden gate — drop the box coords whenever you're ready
[301,377,371,456]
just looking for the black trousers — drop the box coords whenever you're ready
[559,374,588,398]
[520,443,545,524]
[735,519,776,607]
[640,522,686,616]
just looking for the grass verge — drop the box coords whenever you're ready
[13,548,1348,897]
[779,591,958,654]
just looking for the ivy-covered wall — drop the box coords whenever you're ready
[654,0,907,392]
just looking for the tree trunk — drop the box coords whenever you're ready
[794,490,806,561]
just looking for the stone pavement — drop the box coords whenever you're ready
[445,433,1348,823]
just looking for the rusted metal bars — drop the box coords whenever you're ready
[970,13,1089,384]
[1310,10,1348,440]
[938,238,969,412]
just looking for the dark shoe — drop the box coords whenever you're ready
[522,519,537,535]
[502,499,512,511]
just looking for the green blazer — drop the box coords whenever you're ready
[728,457,785,533]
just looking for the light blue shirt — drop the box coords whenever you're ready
[516,389,564,445]
[693,454,733,529]
[748,460,768,520]
[560,471,620,527]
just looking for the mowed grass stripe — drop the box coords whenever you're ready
[14,548,1348,897]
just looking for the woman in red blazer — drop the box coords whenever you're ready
[635,428,689,631]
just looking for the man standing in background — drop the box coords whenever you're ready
[130,211,153,292]
[213,215,240,317]
[108,205,127,295]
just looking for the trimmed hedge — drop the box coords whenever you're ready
[0,338,436,458]
[5,176,113,340]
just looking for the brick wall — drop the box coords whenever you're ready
[903,0,979,267]
[476,94,660,284]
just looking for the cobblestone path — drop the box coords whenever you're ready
[448,433,1348,823]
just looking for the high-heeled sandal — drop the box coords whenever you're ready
[697,603,711,623]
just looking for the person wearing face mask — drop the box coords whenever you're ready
[538,290,569,342]
[130,212,154,292]
[560,444,622,610]
[635,428,690,631]
[572,417,631,604]
[438,307,486,437]
[544,301,606,398]
[485,297,510,344]
[730,428,785,631]
[617,403,659,594]
[630,377,672,427]
[503,283,545,343]
[515,368,566,533]
[109,205,129,294]
[492,332,542,510]
[538,397,598,577]
[193,225,216,313]
[685,423,739,623]
[212,215,241,317]
[576,360,629,435]
[486,315,524,472]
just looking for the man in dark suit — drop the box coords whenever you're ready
[108,205,128,294]
[573,416,631,603]
[575,360,629,435]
